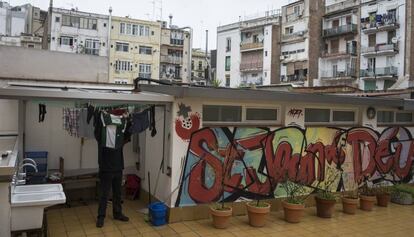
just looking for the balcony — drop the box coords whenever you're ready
[321,46,357,58]
[281,75,306,83]
[240,42,264,52]
[240,61,263,72]
[160,55,183,65]
[325,0,359,15]
[320,68,356,80]
[323,24,357,38]
[361,43,399,57]
[360,67,398,79]
[286,12,303,22]
[361,15,399,34]
[282,31,307,42]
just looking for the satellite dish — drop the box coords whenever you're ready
[392,37,398,44]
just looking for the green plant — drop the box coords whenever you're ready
[375,182,391,195]
[393,184,414,198]
[211,79,222,88]
[281,179,308,204]
[315,167,340,200]
[359,181,376,196]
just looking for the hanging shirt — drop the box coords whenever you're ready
[129,109,150,134]
[78,108,95,139]
[101,112,127,149]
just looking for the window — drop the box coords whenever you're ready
[27,44,34,48]
[132,25,139,35]
[144,26,150,36]
[55,17,60,22]
[115,42,129,52]
[85,39,100,55]
[126,24,132,35]
[61,15,96,29]
[88,19,97,30]
[305,108,330,123]
[115,60,132,72]
[368,34,376,47]
[285,26,294,35]
[225,56,231,71]
[60,36,73,46]
[139,46,152,55]
[114,79,129,84]
[331,39,339,53]
[62,15,71,26]
[246,108,278,121]
[203,105,242,122]
[225,75,230,87]
[191,60,194,70]
[226,37,231,52]
[198,61,203,70]
[305,108,356,124]
[139,64,152,78]
[120,23,125,34]
[198,72,203,77]
[377,111,414,124]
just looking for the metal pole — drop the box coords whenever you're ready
[205,30,210,84]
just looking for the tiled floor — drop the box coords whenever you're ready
[47,200,414,237]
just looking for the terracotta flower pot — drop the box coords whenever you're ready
[246,202,271,227]
[360,195,376,211]
[282,201,305,223]
[376,193,390,207]
[210,206,232,229]
[315,196,336,218]
[342,197,358,215]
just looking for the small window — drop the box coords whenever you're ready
[396,112,413,123]
[115,42,129,52]
[305,108,330,123]
[203,105,241,122]
[377,111,394,124]
[225,75,230,87]
[139,46,152,55]
[55,17,60,22]
[332,111,355,122]
[225,56,231,71]
[246,108,278,121]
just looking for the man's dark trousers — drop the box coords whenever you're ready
[98,171,123,218]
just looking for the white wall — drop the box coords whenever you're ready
[0,8,7,35]
[10,15,24,36]
[262,25,273,86]
[0,100,18,133]
[216,28,240,87]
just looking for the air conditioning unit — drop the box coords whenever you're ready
[298,31,304,36]
[280,55,285,60]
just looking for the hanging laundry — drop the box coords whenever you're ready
[39,104,47,122]
[129,109,150,134]
[149,106,157,137]
[78,108,95,139]
[100,112,128,149]
[87,104,95,124]
[110,108,127,116]
[63,108,80,137]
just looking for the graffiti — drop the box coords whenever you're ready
[175,126,414,206]
[175,103,201,141]
[288,108,303,119]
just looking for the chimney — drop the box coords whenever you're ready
[169,14,173,28]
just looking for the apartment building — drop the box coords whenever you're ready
[0,2,45,48]
[159,23,192,83]
[316,0,360,87]
[191,48,209,85]
[109,16,161,84]
[280,0,324,86]
[49,8,109,57]
[359,0,406,91]
[216,10,281,88]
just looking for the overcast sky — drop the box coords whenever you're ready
[9,0,291,50]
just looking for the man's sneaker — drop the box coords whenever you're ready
[114,214,129,222]
[96,217,104,228]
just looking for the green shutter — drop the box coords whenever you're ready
[384,80,395,90]
[364,81,376,91]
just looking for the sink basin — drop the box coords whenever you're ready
[11,192,66,231]
[13,184,63,194]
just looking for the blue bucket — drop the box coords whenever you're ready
[148,202,167,226]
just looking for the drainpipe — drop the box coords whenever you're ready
[108,7,112,83]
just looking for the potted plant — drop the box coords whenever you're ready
[246,199,271,227]
[341,183,359,215]
[314,171,339,218]
[391,184,414,205]
[359,180,376,211]
[375,183,391,207]
[209,153,232,229]
[281,179,307,223]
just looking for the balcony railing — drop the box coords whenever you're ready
[282,31,307,41]
[320,68,356,79]
[360,67,398,78]
[323,24,357,37]
[139,73,151,79]
[241,78,263,86]
[286,12,303,22]
[325,0,359,15]
[361,15,399,33]
[321,46,357,58]
[84,48,99,56]
[240,61,263,71]
[160,55,183,65]
[281,75,306,82]
[361,43,398,56]
[240,42,264,51]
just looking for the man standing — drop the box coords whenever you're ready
[94,111,131,228]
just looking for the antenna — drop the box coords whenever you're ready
[150,0,163,21]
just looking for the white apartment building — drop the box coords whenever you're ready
[49,8,109,57]
[216,11,281,88]
[316,0,360,87]
[359,0,406,91]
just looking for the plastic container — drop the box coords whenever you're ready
[148,202,167,226]
[24,151,48,184]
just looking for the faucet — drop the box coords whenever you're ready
[19,163,38,174]
[13,163,38,185]
[22,158,37,167]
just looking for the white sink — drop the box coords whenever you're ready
[13,184,63,194]
[11,192,66,231]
